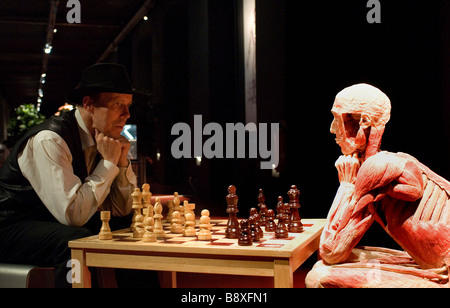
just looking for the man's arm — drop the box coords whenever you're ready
[18,131,123,226]
[94,129,136,216]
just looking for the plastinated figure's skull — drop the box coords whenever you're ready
[330,83,391,157]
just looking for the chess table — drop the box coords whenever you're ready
[68,218,326,288]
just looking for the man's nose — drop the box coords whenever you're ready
[121,105,130,119]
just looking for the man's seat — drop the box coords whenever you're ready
[0,263,54,288]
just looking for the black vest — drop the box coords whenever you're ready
[0,110,88,226]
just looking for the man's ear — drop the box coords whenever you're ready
[82,96,94,112]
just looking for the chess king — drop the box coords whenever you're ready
[306,84,450,288]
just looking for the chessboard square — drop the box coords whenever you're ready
[265,238,295,245]
[165,237,197,244]
[187,240,213,246]
[256,243,284,248]
[211,237,236,244]
[207,241,234,246]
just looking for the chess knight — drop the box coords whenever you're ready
[306,84,450,287]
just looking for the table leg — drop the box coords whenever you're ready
[158,271,177,288]
[273,259,293,288]
[71,249,91,288]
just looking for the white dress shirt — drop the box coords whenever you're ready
[17,109,136,226]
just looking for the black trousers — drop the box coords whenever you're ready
[0,212,159,288]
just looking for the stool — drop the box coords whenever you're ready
[0,263,54,288]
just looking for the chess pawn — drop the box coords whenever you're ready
[200,209,212,230]
[99,211,113,240]
[142,217,157,242]
[249,207,263,239]
[265,209,277,232]
[183,212,196,237]
[153,198,165,237]
[170,211,183,234]
[238,219,253,246]
[259,203,268,226]
[197,209,212,241]
[248,214,261,242]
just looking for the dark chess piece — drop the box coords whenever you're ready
[275,202,289,239]
[249,207,263,239]
[248,214,261,242]
[225,185,240,239]
[287,185,303,233]
[257,188,265,208]
[238,219,253,246]
[259,203,268,226]
[264,209,277,232]
[276,196,284,214]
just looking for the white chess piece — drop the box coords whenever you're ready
[198,209,212,241]
[183,212,196,237]
[142,216,157,242]
[170,211,183,234]
[153,197,165,237]
[99,211,112,240]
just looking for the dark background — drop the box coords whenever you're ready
[133,1,450,213]
[136,0,450,248]
[1,0,449,248]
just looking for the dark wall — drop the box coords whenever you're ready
[121,0,450,246]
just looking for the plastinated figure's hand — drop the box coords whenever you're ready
[335,153,360,184]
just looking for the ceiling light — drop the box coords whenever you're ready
[44,43,52,54]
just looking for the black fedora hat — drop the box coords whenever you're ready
[66,63,135,103]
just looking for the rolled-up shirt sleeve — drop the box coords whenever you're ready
[18,130,135,227]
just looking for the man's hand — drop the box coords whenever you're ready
[117,135,131,167]
[95,129,122,166]
[335,153,360,184]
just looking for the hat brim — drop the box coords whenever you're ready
[66,86,134,103]
[66,86,151,103]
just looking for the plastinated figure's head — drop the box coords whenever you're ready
[330,83,391,158]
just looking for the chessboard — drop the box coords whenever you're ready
[71,218,325,258]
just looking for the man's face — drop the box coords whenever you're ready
[89,93,132,139]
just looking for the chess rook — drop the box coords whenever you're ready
[99,211,112,240]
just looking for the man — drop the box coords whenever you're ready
[0,63,137,287]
